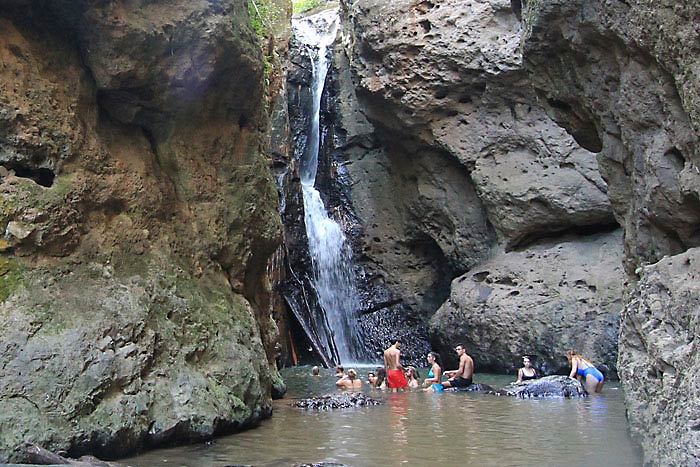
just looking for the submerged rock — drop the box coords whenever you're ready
[291,393,382,410]
[501,376,586,398]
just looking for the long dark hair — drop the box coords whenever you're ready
[429,351,443,370]
[375,367,387,387]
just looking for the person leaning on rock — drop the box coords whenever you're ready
[442,344,474,389]
[567,349,604,394]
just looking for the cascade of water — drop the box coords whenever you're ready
[293,9,363,364]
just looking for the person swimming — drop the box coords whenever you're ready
[405,366,421,388]
[336,368,362,390]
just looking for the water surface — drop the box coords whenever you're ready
[124,367,642,467]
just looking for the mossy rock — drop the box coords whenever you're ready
[0,256,23,302]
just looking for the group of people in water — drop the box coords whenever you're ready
[313,339,605,394]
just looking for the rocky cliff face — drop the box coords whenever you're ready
[335,0,698,463]
[0,0,288,462]
[520,1,700,464]
[336,0,622,372]
[431,229,624,375]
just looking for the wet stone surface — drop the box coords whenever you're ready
[290,393,382,410]
[501,375,587,398]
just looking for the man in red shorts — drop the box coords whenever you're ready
[383,339,408,390]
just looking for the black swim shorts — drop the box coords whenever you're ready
[450,376,472,388]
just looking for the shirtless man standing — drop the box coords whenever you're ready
[442,344,474,389]
[384,339,408,390]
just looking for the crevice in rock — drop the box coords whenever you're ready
[507,221,620,252]
[544,98,602,153]
[1,163,55,187]
[356,298,403,316]
[665,147,685,172]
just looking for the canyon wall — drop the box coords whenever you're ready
[337,0,623,373]
[336,0,699,463]
[0,0,290,462]
[521,1,700,464]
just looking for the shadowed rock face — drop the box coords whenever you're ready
[519,1,700,465]
[0,0,288,462]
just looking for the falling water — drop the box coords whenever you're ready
[293,9,363,364]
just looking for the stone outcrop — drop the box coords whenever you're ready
[502,375,586,398]
[290,392,381,410]
[430,230,624,376]
[0,0,289,462]
[519,1,700,464]
[617,249,700,465]
[335,0,622,368]
[521,0,700,275]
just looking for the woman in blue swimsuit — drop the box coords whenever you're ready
[422,351,443,392]
[567,349,605,394]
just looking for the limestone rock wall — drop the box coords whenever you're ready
[0,0,288,462]
[519,1,700,464]
[337,0,622,370]
[618,249,700,466]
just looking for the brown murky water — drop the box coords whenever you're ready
[123,367,642,467]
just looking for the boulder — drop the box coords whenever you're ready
[291,393,382,410]
[521,0,700,274]
[430,230,624,376]
[502,376,586,398]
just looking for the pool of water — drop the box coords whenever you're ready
[123,366,642,467]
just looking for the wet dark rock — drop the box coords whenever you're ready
[291,393,382,410]
[448,383,497,394]
[501,376,586,398]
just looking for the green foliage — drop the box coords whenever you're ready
[248,0,282,41]
[293,0,324,15]
[0,257,23,302]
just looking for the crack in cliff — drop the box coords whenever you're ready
[507,221,621,252]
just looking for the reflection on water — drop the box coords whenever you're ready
[123,367,642,467]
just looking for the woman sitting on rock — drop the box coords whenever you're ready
[336,368,362,390]
[514,356,538,383]
[422,351,443,392]
[567,349,605,394]
[405,366,421,388]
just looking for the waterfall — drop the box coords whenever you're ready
[293,9,363,364]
